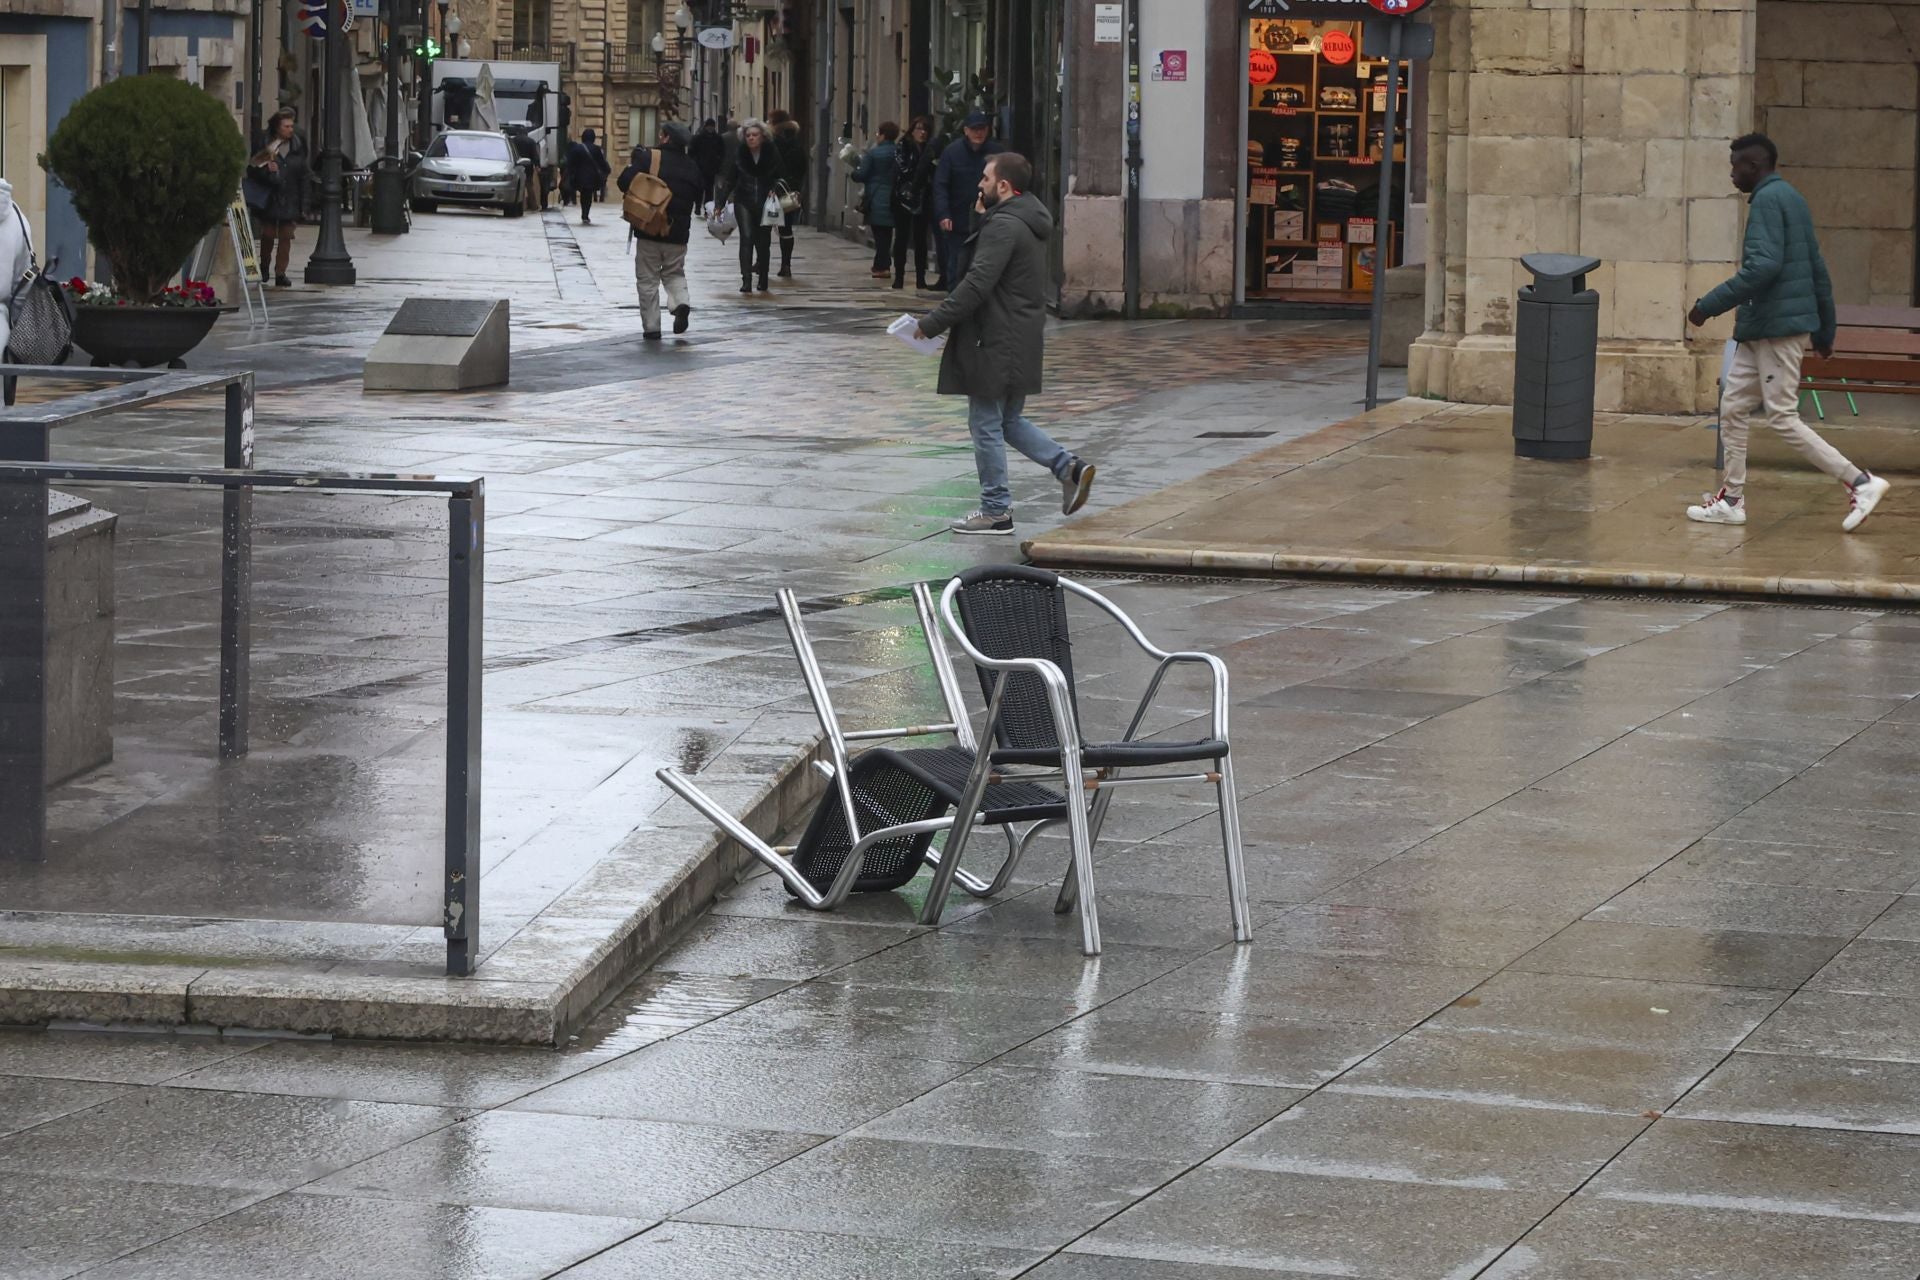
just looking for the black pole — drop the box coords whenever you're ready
[137,0,151,73]
[1363,19,1404,412]
[1122,0,1140,319]
[372,0,409,232]
[304,0,357,283]
[248,0,265,144]
[415,0,433,151]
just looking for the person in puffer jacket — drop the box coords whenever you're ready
[1686,132,1890,532]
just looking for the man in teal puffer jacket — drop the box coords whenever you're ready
[1686,133,1890,532]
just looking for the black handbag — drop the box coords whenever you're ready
[6,206,73,368]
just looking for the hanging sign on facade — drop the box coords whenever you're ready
[696,26,734,48]
[1094,4,1123,44]
[1249,49,1278,84]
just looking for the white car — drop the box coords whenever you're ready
[409,130,527,217]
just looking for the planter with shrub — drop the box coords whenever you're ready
[41,75,245,367]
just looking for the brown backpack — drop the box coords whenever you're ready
[622,149,673,237]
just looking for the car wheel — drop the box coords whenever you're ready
[501,202,524,218]
[412,200,438,213]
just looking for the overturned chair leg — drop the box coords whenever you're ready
[658,767,842,909]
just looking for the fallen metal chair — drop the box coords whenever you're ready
[656,584,1071,910]
[920,564,1253,956]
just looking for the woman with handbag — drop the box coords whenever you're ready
[247,111,308,288]
[719,118,782,293]
[891,116,936,291]
[852,123,899,280]
[770,112,808,278]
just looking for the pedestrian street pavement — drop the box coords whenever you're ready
[5,205,1920,1277]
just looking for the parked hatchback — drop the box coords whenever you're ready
[409,130,527,217]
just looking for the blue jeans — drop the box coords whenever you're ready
[967,395,1072,517]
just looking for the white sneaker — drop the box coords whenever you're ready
[1843,474,1891,532]
[1686,489,1746,525]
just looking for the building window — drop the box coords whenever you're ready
[513,0,551,48]
[627,0,662,48]
[628,104,657,150]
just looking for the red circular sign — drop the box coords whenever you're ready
[1367,0,1431,12]
[1321,30,1356,65]
[1249,49,1277,85]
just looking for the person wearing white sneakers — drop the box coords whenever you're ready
[1687,133,1890,533]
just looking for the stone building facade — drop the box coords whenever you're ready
[1409,0,1920,416]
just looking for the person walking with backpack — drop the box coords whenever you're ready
[618,124,705,341]
[719,119,782,293]
[566,128,611,225]
[914,153,1095,535]
[1686,132,1891,531]
[853,122,899,280]
[891,116,936,291]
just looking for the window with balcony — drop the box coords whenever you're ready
[626,0,663,49]
[513,0,552,49]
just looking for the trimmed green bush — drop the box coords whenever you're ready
[42,75,246,304]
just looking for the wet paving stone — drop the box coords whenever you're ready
[1511,921,1852,989]
[0,1074,129,1137]
[76,1192,646,1280]
[682,1135,1181,1251]
[1673,1050,1920,1135]
[549,1221,1041,1279]
[0,1172,263,1280]
[158,1038,616,1109]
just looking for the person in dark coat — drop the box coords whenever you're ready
[506,124,543,211]
[718,118,783,293]
[246,109,309,287]
[891,115,936,290]
[931,110,1005,288]
[769,110,808,278]
[618,124,706,341]
[852,122,899,278]
[915,152,1093,536]
[690,118,725,209]
[565,128,611,224]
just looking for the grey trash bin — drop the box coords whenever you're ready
[1512,253,1602,460]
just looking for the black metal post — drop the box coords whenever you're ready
[415,0,433,150]
[445,485,483,976]
[0,422,50,863]
[249,0,265,145]
[1363,19,1404,412]
[371,0,409,234]
[137,0,151,74]
[219,377,254,758]
[304,0,358,284]
[1122,0,1140,320]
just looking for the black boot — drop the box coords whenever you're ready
[741,275,754,294]
[777,240,793,278]
[757,272,770,292]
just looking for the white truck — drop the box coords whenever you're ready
[429,59,565,171]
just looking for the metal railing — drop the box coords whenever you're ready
[0,366,485,975]
[494,40,578,70]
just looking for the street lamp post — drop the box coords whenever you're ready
[371,0,409,233]
[304,0,358,283]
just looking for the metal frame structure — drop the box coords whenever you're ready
[656,583,1069,911]
[0,365,485,975]
[920,571,1253,957]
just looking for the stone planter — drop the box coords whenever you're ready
[72,305,229,369]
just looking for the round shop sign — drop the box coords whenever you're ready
[1367,0,1432,13]
[1321,29,1356,65]
[1249,49,1278,85]
[696,26,734,49]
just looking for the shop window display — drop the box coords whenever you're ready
[1246,17,1409,301]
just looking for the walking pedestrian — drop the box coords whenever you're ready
[246,109,308,287]
[931,110,1004,290]
[566,128,611,225]
[690,118,725,209]
[770,110,808,278]
[853,122,899,280]
[891,115,936,291]
[618,124,704,342]
[507,124,542,212]
[719,118,782,293]
[914,152,1095,535]
[1686,132,1891,531]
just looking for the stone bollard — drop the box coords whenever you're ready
[47,490,115,785]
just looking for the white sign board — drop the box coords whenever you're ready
[696,26,734,48]
[351,0,379,14]
[1094,3,1122,43]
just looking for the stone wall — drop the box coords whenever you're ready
[1756,1,1918,308]
[1409,0,1758,416]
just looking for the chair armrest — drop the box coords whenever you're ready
[1123,651,1231,743]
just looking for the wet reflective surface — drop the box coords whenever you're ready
[4,220,1920,1276]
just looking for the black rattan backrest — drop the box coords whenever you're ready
[952,565,1078,753]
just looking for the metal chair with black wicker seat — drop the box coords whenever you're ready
[655,584,1074,912]
[919,564,1253,957]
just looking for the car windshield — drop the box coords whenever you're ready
[429,134,511,162]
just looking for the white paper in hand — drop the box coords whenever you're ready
[888,313,945,356]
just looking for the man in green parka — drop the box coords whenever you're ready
[1687,132,1890,532]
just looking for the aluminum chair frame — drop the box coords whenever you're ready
[656,584,1069,911]
[919,571,1254,956]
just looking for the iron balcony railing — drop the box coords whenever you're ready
[494,39,577,70]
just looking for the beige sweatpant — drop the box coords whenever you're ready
[1720,334,1861,498]
[633,239,690,336]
